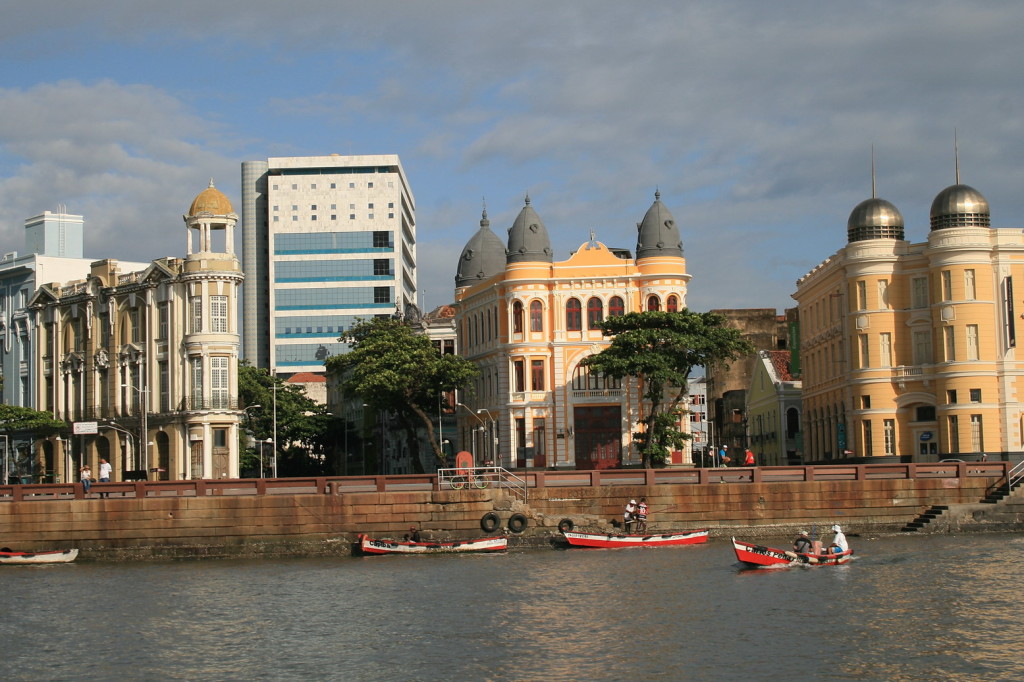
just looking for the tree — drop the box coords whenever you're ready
[0,404,67,435]
[326,317,478,471]
[582,310,753,467]
[237,363,341,477]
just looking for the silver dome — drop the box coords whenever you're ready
[930,183,990,230]
[847,197,904,242]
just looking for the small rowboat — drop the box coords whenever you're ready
[358,534,507,555]
[561,529,709,549]
[732,538,853,568]
[0,548,79,565]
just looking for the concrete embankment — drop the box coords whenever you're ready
[2,470,1017,560]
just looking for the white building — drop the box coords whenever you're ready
[240,154,417,376]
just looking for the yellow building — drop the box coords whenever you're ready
[454,193,690,469]
[794,177,1024,461]
[29,182,245,482]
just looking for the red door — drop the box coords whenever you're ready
[574,406,622,470]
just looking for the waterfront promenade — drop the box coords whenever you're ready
[1,461,1019,559]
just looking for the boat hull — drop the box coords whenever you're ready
[732,538,853,567]
[0,549,79,565]
[562,529,709,548]
[358,535,507,555]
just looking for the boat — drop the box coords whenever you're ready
[561,529,709,549]
[732,538,853,568]
[357,534,508,555]
[0,548,79,565]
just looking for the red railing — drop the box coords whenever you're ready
[0,461,1010,503]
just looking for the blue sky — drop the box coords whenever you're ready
[4,1,1024,313]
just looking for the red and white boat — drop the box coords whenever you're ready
[561,529,708,549]
[358,534,507,555]
[0,548,79,565]
[732,538,853,568]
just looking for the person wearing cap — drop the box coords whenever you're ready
[719,445,730,467]
[404,526,422,542]
[792,530,812,554]
[830,524,849,553]
[623,499,637,533]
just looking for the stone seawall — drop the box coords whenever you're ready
[2,472,1013,560]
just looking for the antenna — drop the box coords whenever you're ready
[954,129,960,184]
[871,145,876,198]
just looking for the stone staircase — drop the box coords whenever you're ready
[902,460,1024,532]
[900,505,949,532]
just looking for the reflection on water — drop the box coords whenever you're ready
[1,535,1023,681]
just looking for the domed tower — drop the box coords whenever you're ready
[930,184,990,230]
[636,190,684,260]
[455,209,506,288]
[847,197,905,242]
[184,179,238,256]
[506,196,553,264]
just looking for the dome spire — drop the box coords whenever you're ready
[954,128,961,184]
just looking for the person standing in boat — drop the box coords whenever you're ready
[635,497,649,533]
[623,499,637,533]
[792,530,812,553]
[830,525,849,553]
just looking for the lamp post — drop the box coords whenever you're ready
[272,379,278,479]
[243,405,262,477]
[0,434,8,484]
[476,409,498,467]
[99,423,135,475]
[456,402,486,464]
[122,382,148,473]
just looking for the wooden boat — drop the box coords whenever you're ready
[0,548,79,565]
[561,529,709,549]
[732,538,853,568]
[357,534,507,555]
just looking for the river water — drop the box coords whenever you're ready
[1,533,1021,681]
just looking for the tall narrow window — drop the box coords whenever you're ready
[533,418,546,458]
[565,299,582,331]
[862,420,873,457]
[130,308,141,343]
[1004,277,1016,348]
[191,296,203,334]
[964,269,976,300]
[159,361,169,412]
[666,295,679,313]
[883,419,896,456]
[970,414,983,453]
[512,301,524,334]
[158,303,169,341]
[529,301,543,332]
[913,330,932,365]
[513,360,525,392]
[608,296,625,317]
[879,332,892,368]
[856,281,867,310]
[211,296,228,333]
[191,357,203,407]
[587,297,603,329]
[911,277,929,309]
[878,279,890,310]
[941,271,952,301]
[858,334,869,368]
[943,326,955,362]
[948,415,959,455]
[966,324,979,361]
[531,359,545,391]
[211,356,229,409]
[647,295,660,311]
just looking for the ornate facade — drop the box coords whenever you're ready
[454,193,691,469]
[29,182,244,482]
[794,176,1024,461]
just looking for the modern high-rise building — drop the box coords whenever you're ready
[240,155,416,376]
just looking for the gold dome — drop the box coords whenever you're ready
[188,179,234,216]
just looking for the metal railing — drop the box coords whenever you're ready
[436,466,528,501]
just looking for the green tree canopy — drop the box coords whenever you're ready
[0,404,67,436]
[582,310,753,467]
[237,363,341,476]
[326,317,478,470]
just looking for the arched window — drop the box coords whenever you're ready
[666,295,679,313]
[512,301,524,333]
[571,365,621,390]
[647,295,660,311]
[609,296,625,317]
[587,297,603,329]
[530,300,543,332]
[566,298,582,331]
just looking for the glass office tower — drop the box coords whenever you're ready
[241,155,416,376]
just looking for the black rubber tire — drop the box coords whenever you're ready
[557,518,575,533]
[507,513,528,534]
[480,512,500,533]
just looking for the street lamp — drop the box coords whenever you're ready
[122,382,148,473]
[272,379,278,479]
[477,409,498,467]
[456,402,486,464]
[243,405,262,477]
[0,434,8,484]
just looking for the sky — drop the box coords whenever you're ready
[3,1,1024,314]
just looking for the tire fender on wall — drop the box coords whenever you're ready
[507,513,528,534]
[480,512,500,533]
[557,518,575,533]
